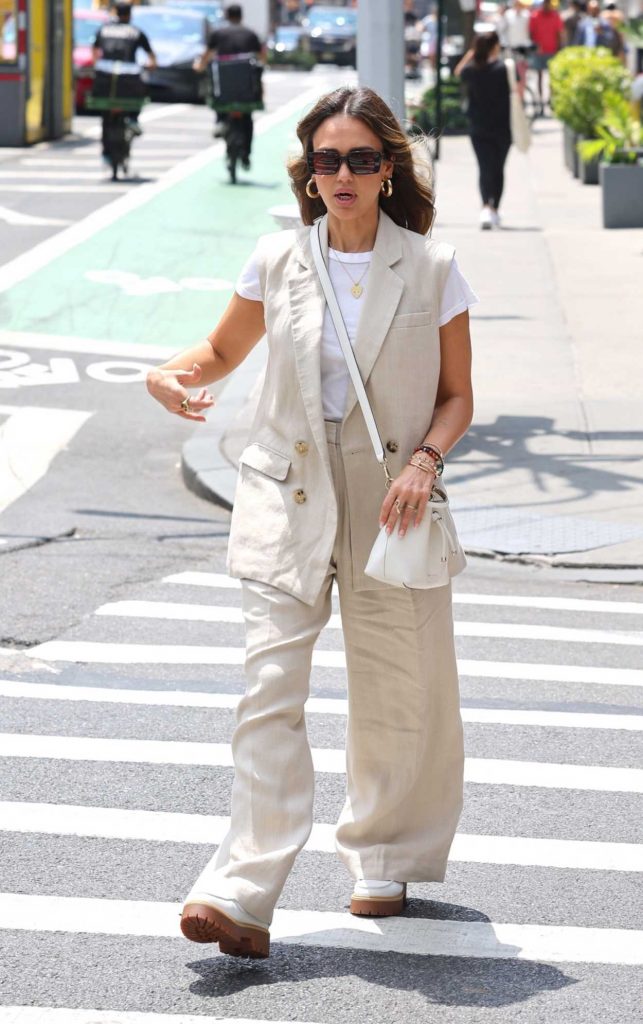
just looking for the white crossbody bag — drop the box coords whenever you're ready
[310,221,466,590]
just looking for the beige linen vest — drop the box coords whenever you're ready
[227,211,455,605]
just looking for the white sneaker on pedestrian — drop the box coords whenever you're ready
[490,209,501,229]
[479,206,493,230]
[350,879,407,917]
[181,892,270,958]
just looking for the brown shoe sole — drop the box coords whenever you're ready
[180,902,270,958]
[350,883,408,918]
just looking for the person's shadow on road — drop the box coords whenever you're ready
[185,899,576,1011]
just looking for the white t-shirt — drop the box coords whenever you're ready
[497,8,532,49]
[236,245,478,421]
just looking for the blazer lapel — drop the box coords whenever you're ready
[343,212,405,422]
[288,218,331,474]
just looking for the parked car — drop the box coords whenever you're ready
[302,5,357,67]
[154,0,224,30]
[73,9,108,111]
[131,5,209,102]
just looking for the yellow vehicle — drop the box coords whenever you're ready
[0,0,73,145]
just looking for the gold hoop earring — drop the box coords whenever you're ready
[381,178,393,198]
[306,178,319,199]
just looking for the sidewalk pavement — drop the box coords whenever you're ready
[182,115,643,581]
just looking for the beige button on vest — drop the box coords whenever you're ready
[227,212,455,606]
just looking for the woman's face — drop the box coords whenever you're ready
[310,114,394,225]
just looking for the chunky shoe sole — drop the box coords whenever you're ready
[180,902,270,958]
[350,883,408,918]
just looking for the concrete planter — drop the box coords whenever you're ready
[563,124,579,177]
[578,138,599,185]
[600,162,643,228]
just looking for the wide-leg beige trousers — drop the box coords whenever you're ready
[186,422,464,925]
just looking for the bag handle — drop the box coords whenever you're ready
[310,220,392,487]
[505,57,518,93]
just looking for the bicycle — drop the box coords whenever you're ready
[208,53,263,185]
[87,60,148,181]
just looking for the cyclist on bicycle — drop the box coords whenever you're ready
[193,3,263,168]
[92,1,157,138]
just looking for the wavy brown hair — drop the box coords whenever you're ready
[288,87,435,236]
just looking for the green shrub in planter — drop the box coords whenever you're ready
[578,93,643,228]
[577,92,642,165]
[549,46,630,137]
[410,76,469,136]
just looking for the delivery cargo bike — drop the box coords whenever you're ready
[87,60,148,181]
[208,53,263,183]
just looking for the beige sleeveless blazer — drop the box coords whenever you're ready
[227,211,455,605]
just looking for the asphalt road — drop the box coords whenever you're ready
[0,68,642,1024]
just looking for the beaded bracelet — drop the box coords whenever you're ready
[416,441,444,459]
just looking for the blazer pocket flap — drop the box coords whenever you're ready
[239,443,291,481]
[390,311,436,329]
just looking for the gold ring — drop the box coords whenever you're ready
[394,499,405,514]
[406,504,419,511]
[180,396,191,413]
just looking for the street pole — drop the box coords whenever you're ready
[357,0,405,120]
[434,0,445,160]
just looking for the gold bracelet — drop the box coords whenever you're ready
[409,455,437,474]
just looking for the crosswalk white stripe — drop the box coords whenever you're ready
[19,159,177,167]
[1,734,640,791]
[0,171,157,180]
[163,571,240,587]
[2,802,639,871]
[0,1010,314,1024]
[0,679,640,731]
[96,600,643,647]
[0,185,129,193]
[162,572,643,616]
[22,641,643,687]
[1,893,640,965]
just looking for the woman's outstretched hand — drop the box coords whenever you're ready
[379,464,436,538]
[146,363,215,422]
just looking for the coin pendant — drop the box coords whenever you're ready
[351,284,363,299]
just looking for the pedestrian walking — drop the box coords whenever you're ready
[528,0,564,111]
[496,0,534,97]
[146,85,475,960]
[562,0,587,47]
[573,0,625,58]
[456,31,512,230]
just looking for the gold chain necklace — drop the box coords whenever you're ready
[332,250,370,299]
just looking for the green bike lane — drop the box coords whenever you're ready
[0,97,314,353]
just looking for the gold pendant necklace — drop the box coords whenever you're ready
[333,251,370,299]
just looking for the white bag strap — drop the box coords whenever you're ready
[505,57,518,93]
[310,221,392,487]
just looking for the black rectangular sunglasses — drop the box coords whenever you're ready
[306,148,384,176]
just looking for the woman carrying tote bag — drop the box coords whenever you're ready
[456,30,522,229]
[146,86,476,960]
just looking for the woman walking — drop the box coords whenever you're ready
[146,86,475,959]
[456,31,511,229]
